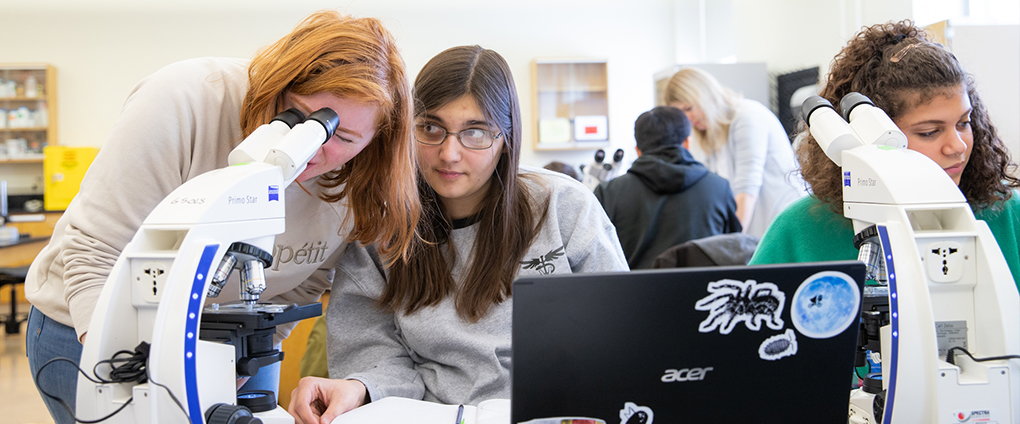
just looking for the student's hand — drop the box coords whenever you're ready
[289,377,367,424]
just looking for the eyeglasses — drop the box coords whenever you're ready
[414,123,503,150]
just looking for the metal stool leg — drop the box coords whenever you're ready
[5,281,19,334]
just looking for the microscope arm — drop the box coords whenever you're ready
[805,94,1020,424]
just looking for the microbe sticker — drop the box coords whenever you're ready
[759,328,798,360]
[791,271,860,339]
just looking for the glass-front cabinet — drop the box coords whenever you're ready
[531,59,609,151]
[0,64,57,162]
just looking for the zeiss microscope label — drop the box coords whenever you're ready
[935,320,968,358]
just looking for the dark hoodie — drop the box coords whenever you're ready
[594,145,741,269]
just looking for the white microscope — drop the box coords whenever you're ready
[581,148,625,190]
[76,107,340,424]
[802,93,1019,423]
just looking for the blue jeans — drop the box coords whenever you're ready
[26,306,82,424]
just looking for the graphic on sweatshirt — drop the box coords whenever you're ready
[695,279,786,334]
[790,271,860,339]
[759,328,798,360]
[620,402,653,424]
[520,246,566,275]
[271,240,330,271]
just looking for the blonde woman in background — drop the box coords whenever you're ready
[665,67,805,237]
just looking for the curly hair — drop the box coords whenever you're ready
[239,10,420,265]
[799,20,1019,213]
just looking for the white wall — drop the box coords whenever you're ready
[951,24,1020,168]
[0,0,1016,191]
[0,0,676,176]
[729,0,913,77]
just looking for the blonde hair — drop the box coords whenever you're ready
[240,10,420,264]
[664,67,741,153]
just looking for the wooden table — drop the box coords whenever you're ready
[1,236,50,268]
[0,212,61,304]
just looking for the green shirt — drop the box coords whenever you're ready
[749,193,1020,292]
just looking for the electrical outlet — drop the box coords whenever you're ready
[925,241,963,283]
[132,259,173,304]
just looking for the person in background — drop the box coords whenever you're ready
[748,20,1020,292]
[594,106,741,269]
[24,11,420,424]
[665,67,805,237]
[543,160,581,181]
[288,45,628,423]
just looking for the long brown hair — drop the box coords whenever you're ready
[240,10,419,264]
[799,20,1019,212]
[382,45,548,322]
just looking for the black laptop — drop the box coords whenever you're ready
[511,261,865,424]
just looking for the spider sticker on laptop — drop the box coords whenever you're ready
[695,279,786,334]
[620,402,654,424]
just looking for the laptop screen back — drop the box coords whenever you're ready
[511,261,865,424]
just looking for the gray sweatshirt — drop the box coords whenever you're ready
[327,166,629,405]
[26,58,348,341]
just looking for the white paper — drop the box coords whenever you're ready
[538,118,571,143]
[332,396,513,424]
[573,115,608,141]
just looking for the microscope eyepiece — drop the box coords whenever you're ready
[308,108,340,145]
[839,93,874,122]
[801,96,837,127]
[272,108,306,128]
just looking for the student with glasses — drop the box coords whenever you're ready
[288,45,628,423]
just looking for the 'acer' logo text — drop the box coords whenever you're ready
[661,367,714,382]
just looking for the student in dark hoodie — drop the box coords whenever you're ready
[594,106,742,269]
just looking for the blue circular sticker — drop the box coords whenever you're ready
[791,271,860,339]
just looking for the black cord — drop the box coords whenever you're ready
[93,344,149,384]
[35,357,134,423]
[147,363,193,424]
[35,341,192,423]
[945,346,1020,365]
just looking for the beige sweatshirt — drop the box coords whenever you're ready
[26,57,348,341]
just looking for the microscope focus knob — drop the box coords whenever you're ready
[205,403,263,424]
[237,356,262,378]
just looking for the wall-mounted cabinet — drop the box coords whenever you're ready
[531,59,609,151]
[0,64,58,163]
